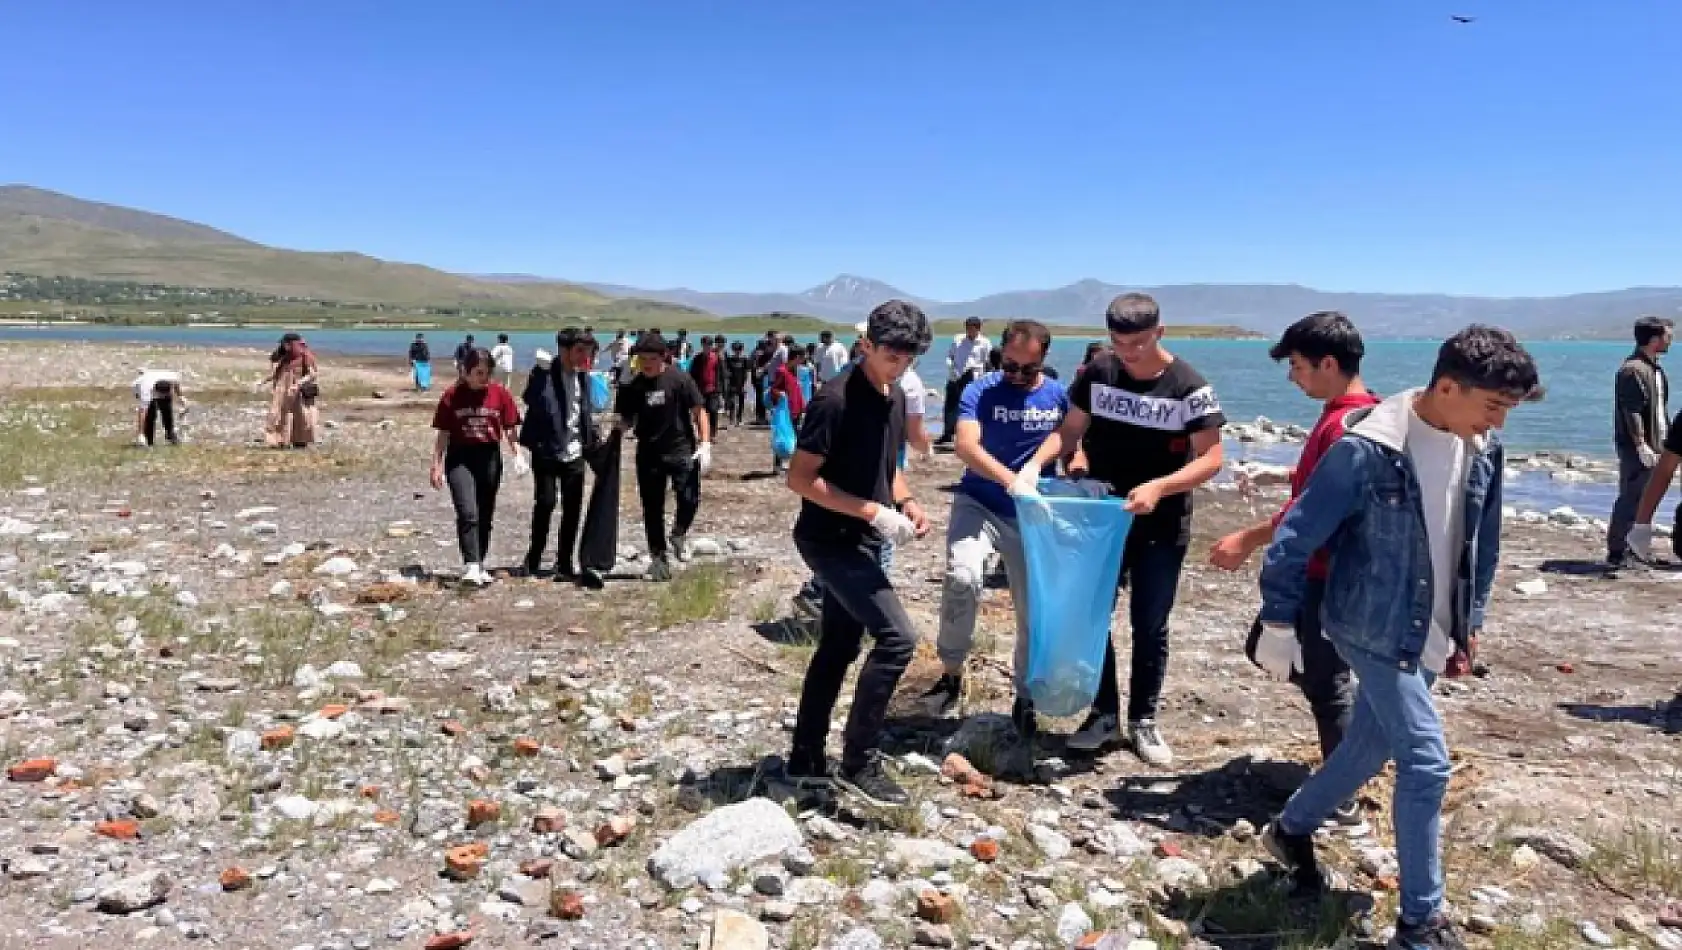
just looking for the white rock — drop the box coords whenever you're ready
[0,690,25,717]
[298,718,345,741]
[174,591,199,608]
[1027,824,1071,860]
[268,580,294,599]
[96,871,171,914]
[427,651,473,670]
[0,518,40,536]
[314,557,358,577]
[1514,578,1548,597]
[648,798,804,890]
[271,795,318,822]
[324,660,365,679]
[1055,903,1094,944]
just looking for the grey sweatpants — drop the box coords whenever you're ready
[936,492,1032,695]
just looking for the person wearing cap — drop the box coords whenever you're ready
[615,332,712,580]
[937,317,992,447]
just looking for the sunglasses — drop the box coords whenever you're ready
[1001,360,1042,377]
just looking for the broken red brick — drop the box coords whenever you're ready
[917,890,959,924]
[373,808,401,825]
[594,814,636,847]
[7,758,56,783]
[219,866,252,891]
[441,720,467,737]
[95,819,141,840]
[940,753,983,785]
[532,806,565,834]
[513,737,541,758]
[424,932,475,950]
[443,843,488,880]
[1154,840,1183,859]
[318,704,349,720]
[550,889,586,920]
[969,838,1000,863]
[466,800,501,827]
[358,784,381,799]
[519,857,554,879]
[260,726,294,751]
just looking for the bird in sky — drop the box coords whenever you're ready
[1451,14,1477,23]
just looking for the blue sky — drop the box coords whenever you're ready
[4,2,1680,300]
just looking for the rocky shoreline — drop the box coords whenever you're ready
[0,341,1678,950]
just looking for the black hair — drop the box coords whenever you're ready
[866,299,934,355]
[820,329,834,340]
[1429,325,1544,401]
[1000,319,1052,357]
[1104,293,1160,333]
[465,334,475,341]
[556,328,583,351]
[460,347,495,375]
[633,332,668,356]
[1269,310,1365,376]
[964,316,982,328]
[1635,315,1674,348]
[731,340,744,349]
[497,333,509,343]
[699,335,713,347]
[270,332,303,363]
[1081,342,1104,365]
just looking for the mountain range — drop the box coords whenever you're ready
[4,184,1680,337]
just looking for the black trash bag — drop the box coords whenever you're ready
[579,430,622,573]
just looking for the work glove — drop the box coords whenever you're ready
[869,505,918,546]
[1252,623,1303,682]
[1627,523,1655,561]
[511,452,531,478]
[1008,468,1042,499]
[533,349,553,370]
[692,442,713,476]
[1638,445,1659,468]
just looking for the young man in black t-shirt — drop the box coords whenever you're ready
[615,332,713,581]
[1017,293,1226,766]
[786,300,934,808]
[724,340,753,427]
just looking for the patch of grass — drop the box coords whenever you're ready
[788,916,822,950]
[1489,918,1582,950]
[751,597,780,624]
[818,854,870,887]
[1581,820,1682,898]
[652,563,730,628]
[0,404,126,489]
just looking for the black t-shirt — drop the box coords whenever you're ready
[724,354,752,387]
[1663,409,1682,456]
[1069,353,1225,545]
[616,368,703,462]
[792,365,907,544]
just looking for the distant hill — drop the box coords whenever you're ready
[7,185,1679,338]
[0,188,702,321]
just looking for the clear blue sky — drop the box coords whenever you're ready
[5,2,1681,300]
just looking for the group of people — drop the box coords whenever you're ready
[779,295,1541,950]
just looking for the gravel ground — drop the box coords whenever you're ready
[0,342,1678,950]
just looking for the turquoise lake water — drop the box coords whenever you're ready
[0,325,1660,521]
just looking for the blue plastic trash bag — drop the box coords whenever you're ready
[798,365,814,402]
[413,361,432,390]
[1017,481,1132,717]
[677,356,692,373]
[589,371,611,408]
[770,393,798,461]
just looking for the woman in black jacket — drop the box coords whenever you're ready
[520,329,600,579]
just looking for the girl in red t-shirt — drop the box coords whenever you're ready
[430,347,526,586]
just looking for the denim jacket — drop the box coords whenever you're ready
[1258,389,1503,669]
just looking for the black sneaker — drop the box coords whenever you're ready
[918,674,962,718]
[792,583,823,618]
[553,560,577,582]
[784,750,833,789]
[1664,695,1682,736]
[1011,696,1038,743]
[834,757,910,808]
[1262,820,1338,896]
[648,556,673,582]
[522,552,544,577]
[1389,915,1467,950]
[1327,798,1370,835]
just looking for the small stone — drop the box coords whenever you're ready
[260,726,294,750]
[532,806,565,834]
[969,838,999,863]
[782,847,817,876]
[1466,914,1499,936]
[549,889,585,920]
[1028,824,1071,860]
[95,819,142,840]
[444,843,488,881]
[912,921,955,948]
[466,800,501,827]
[594,814,635,847]
[752,867,789,896]
[97,870,171,914]
[1509,844,1541,871]
[1055,903,1094,945]
[1581,921,1614,948]
[917,891,959,924]
[709,909,770,950]
[513,737,541,757]
[594,755,626,780]
[760,900,797,923]
[519,858,554,879]
[424,932,474,950]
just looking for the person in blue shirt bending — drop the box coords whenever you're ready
[918,320,1070,744]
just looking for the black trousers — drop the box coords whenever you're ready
[726,383,746,425]
[636,453,700,559]
[528,455,586,570]
[791,534,919,773]
[1294,576,1355,758]
[445,445,503,564]
[939,371,976,442]
[1093,538,1187,722]
[703,392,722,435]
[143,397,176,445]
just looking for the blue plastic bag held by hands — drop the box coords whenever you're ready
[1018,480,1132,717]
[770,393,797,461]
[589,372,611,408]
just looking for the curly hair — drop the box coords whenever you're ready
[1430,325,1544,401]
[865,299,933,355]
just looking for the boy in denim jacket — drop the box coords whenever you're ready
[1257,326,1542,950]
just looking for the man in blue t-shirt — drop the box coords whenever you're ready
[920,320,1070,744]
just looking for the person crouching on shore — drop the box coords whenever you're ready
[430,347,527,587]
[132,369,185,447]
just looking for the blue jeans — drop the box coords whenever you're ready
[1279,643,1449,924]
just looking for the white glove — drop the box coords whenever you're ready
[869,505,917,546]
[1253,624,1303,681]
[533,349,553,370]
[1638,445,1659,468]
[1008,469,1042,498]
[693,442,713,475]
[1627,523,1655,561]
[511,453,531,478]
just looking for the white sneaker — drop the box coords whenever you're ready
[1127,719,1174,767]
[1066,712,1122,753]
[134,435,151,448]
[463,564,491,587]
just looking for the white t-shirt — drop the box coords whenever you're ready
[818,342,851,382]
[1406,402,1470,675]
[132,370,181,403]
[899,367,927,417]
[490,344,515,374]
[948,335,992,380]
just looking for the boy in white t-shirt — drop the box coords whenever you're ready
[490,334,516,388]
[132,370,185,447]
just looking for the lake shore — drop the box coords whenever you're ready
[0,340,1678,948]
